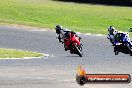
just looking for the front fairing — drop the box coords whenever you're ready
[64,34,81,49]
[71,34,81,46]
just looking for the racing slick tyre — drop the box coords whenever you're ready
[126,44,131,51]
[125,44,132,56]
[79,44,83,51]
[130,53,132,56]
[74,45,83,57]
[114,47,119,55]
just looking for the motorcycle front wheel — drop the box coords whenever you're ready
[114,46,119,55]
[74,45,83,57]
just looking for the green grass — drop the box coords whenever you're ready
[0,48,43,58]
[0,0,132,34]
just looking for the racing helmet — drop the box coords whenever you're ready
[55,25,62,34]
[108,26,115,34]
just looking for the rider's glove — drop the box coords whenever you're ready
[107,34,110,39]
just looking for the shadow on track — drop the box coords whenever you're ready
[58,55,83,59]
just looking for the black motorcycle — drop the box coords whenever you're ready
[114,42,132,56]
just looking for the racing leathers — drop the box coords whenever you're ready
[107,30,118,45]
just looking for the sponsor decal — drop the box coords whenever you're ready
[76,65,131,85]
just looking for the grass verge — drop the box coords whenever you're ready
[0,48,43,58]
[0,0,132,34]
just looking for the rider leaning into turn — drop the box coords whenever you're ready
[107,26,132,48]
[107,26,118,44]
[55,25,81,51]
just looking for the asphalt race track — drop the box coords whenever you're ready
[0,25,132,88]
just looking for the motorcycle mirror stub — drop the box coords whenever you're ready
[76,65,131,85]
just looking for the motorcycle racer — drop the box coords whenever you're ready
[55,25,81,51]
[107,26,118,44]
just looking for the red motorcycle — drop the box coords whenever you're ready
[63,32,83,57]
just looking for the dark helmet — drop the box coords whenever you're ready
[55,25,62,34]
[108,26,115,34]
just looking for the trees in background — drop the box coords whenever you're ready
[56,0,132,6]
